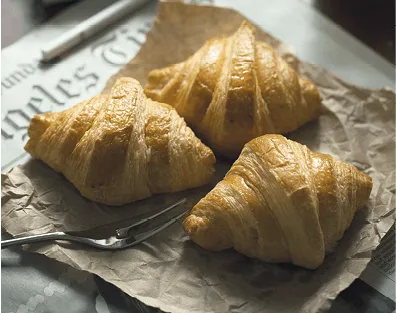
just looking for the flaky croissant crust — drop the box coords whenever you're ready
[184,134,372,269]
[145,21,321,158]
[25,77,216,205]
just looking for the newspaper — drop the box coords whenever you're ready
[361,225,395,300]
[1,0,394,308]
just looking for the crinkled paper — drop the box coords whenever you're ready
[2,2,395,313]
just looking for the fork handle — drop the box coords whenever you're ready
[1,232,70,249]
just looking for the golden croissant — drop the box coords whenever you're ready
[184,134,372,269]
[145,21,321,158]
[25,77,216,205]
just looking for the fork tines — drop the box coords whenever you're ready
[116,198,187,239]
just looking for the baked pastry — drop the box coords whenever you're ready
[183,134,372,269]
[145,21,321,158]
[25,77,216,205]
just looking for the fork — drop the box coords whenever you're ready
[1,198,187,250]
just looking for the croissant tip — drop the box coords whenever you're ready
[26,112,52,140]
[183,214,205,244]
[235,20,256,36]
[183,213,222,251]
[239,20,254,29]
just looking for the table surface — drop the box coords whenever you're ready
[2,0,395,64]
[1,1,395,313]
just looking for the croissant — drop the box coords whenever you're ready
[145,21,321,158]
[25,77,216,205]
[183,134,372,269]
